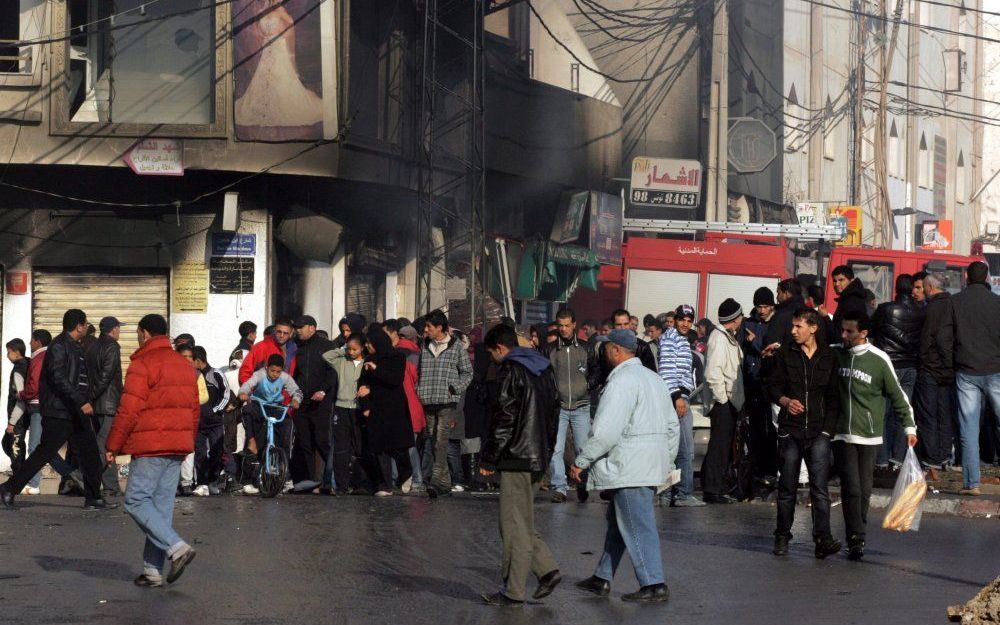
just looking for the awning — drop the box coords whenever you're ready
[515,239,599,303]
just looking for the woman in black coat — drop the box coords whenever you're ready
[358,329,413,495]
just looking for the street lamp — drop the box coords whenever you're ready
[892,207,918,252]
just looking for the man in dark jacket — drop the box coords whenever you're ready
[479,323,561,607]
[831,265,868,332]
[764,279,806,350]
[945,262,1000,496]
[915,273,954,476]
[591,309,657,393]
[290,315,337,490]
[229,321,257,365]
[1,309,114,511]
[85,316,124,495]
[764,308,841,559]
[871,274,924,467]
[191,347,230,496]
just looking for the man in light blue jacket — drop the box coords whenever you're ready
[570,329,679,603]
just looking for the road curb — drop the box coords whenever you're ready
[749,488,998,519]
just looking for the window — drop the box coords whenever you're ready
[956,150,966,204]
[51,0,227,136]
[848,261,894,306]
[918,133,930,188]
[888,119,900,177]
[0,3,19,73]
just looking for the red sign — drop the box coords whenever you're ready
[5,272,29,294]
[919,219,953,252]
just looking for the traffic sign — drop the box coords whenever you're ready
[728,118,776,173]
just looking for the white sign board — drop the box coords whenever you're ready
[795,202,827,226]
[123,139,184,176]
[629,157,702,209]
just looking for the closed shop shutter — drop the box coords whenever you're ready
[33,270,169,376]
[626,269,701,322]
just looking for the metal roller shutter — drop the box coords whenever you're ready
[33,270,169,375]
[626,269,701,322]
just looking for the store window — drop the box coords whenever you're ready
[848,261,894,306]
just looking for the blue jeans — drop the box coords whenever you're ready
[955,371,1000,489]
[878,367,916,467]
[25,410,75,489]
[595,487,665,587]
[549,407,591,494]
[124,456,187,574]
[671,410,695,499]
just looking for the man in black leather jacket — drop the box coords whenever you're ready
[1,309,114,510]
[479,324,561,606]
[85,317,124,495]
[871,274,923,467]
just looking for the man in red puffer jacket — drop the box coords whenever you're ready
[106,314,200,588]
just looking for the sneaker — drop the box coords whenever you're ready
[672,495,706,508]
[401,478,413,494]
[375,490,394,497]
[242,484,260,495]
[134,574,164,588]
[166,547,196,584]
[773,535,789,556]
[814,536,842,560]
[451,484,465,493]
[207,483,222,496]
[21,486,40,496]
[192,485,210,497]
[959,487,982,497]
[283,481,294,494]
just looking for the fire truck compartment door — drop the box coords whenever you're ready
[706,273,778,325]
[625,269,700,322]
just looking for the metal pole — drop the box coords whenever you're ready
[706,0,728,222]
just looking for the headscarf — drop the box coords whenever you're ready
[367,327,394,359]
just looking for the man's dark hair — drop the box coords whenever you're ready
[31,329,52,347]
[138,314,168,337]
[832,265,855,280]
[967,261,989,284]
[263,325,275,336]
[611,308,630,321]
[5,338,26,356]
[582,318,596,328]
[176,344,194,356]
[273,317,294,329]
[792,308,820,327]
[191,346,209,363]
[412,316,427,335]
[646,318,664,331]
[912,270,928,283]
[397,317,412,328]
[806,284,825,306]
[600,318,614,329]
[425,309,449,331]
[895,274,914,298]
[239,321,257,340]
[555,308,576,322]
[499,316,516,329]
[840,309,872,332]
[62,309,87,332]
[777,278,802,299]
[484,324,518,350]
[383,319,402,333]
[267,354,285,369]
[864,289,877,304]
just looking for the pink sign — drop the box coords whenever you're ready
[123,139,184,176]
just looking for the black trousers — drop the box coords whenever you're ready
[5,415,102,501]
[702,401,739,497]
[249,404,293,459]
[747,391,779,480]
[776,434,832,540]
[1,419,26,471]
[331,407,359,491]
[376,448,412,492]
[833,441,877,544]
[913,372,955,469]
[92,414,121,492]
[195,426,225,486]
[289,403,333,484]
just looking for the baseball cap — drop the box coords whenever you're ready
[674,304,695,320]
[606,329,638,352]
[294,315,318,328]
[98,316,121,333]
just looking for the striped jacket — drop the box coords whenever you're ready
[658,328,694,401]
[416,335,473,406]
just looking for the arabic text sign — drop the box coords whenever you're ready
[678,246,718,258]
[212,233,257,257]
[123,139,184,176]
[630,157,702,209]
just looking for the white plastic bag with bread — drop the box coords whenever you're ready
[882,447,927,532]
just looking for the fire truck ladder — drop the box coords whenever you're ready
[622,219,847,242]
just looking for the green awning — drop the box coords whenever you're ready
[515,240,599,302]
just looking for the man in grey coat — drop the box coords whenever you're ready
[570,329,679,603]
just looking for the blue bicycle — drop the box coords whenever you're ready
[251,397,290,498]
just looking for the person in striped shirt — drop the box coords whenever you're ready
[658,304,705,507]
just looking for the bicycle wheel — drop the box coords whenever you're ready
[258,445,288,498]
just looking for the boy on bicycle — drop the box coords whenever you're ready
[238,354,303,460]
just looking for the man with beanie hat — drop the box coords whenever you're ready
[753,287,776,322]
[701,298,745,504]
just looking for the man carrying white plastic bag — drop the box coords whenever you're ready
[882,447,928,532]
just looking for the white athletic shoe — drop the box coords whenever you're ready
[192,485,210,497]
[374,490,394,497]
[21,486,40,496]
[451,484,465,493]
[401,478,413,494]
[242,484,260,495]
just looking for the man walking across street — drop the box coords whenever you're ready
[479,324,562,607]
[834,310,917,560]
[572,329,678,603]
[915,273,955,478]
[106,314,200,587]
[1,309,114,511]
[85,316,124,496]
[765,309,841,558]
[417,310,473,498]
[945,261,1000,497]
[658,304,704,507]
[701,298,746,504]
[541,308,595,503]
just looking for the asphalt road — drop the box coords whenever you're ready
[0,493,996,625]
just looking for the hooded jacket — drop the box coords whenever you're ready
[396,337,426,433]
[323,347,364,409]
[20,347,45,408]
[107,335,201,457]
[481,348,560,472]
[332,313,366,349]
[833,342,916,445]
[358,331,413,453]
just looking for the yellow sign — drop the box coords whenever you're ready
[172,261,209,313]
[829,205,863,247]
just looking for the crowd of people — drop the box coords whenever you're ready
[0,260,998,601]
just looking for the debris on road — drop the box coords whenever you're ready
[947,576,1000,623]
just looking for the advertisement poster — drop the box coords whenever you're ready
[550,191,590,244]
[829,205,862,246]
[233,0,324,141]
[172,261,209,313]
[919,220,953,252]
[589,191,623,266]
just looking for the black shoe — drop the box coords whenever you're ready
[480,592,523,607]
[551,491,567,503]
[533,570,562,600]
[133,574,164,588]
[178,484,194,497]
[815,536,842,560]
[622,583,669,603]
[69,470,87,493]
[575,575,611,597]
[166,548,196,584]
[847,540,865,561]
[577,484,590,503]
[773,535,789,556]
[704,494,737,504]
[83,499,119,511]
[0,485,15,510]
